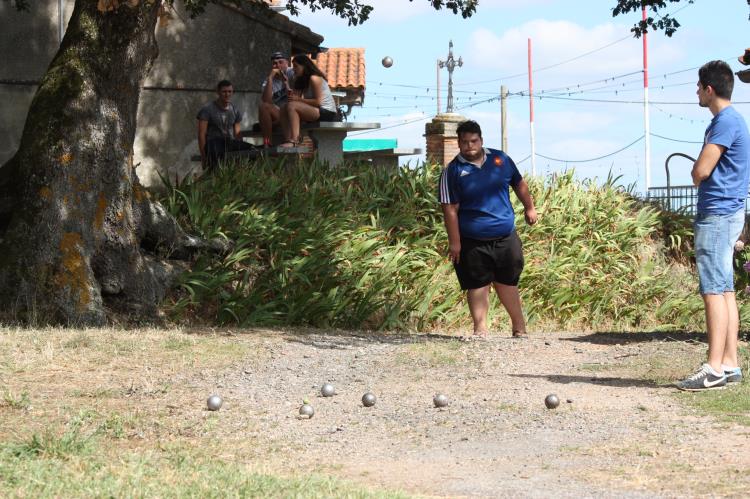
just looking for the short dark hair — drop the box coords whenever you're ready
[698,60,734,99]
[217,80,233,90]
[457,120,482,139]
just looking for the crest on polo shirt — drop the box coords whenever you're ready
[493,155,504,167]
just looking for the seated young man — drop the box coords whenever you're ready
[197,80,255,171]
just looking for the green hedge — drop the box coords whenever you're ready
[160,158,720,332]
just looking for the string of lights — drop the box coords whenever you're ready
[651,103,708,124]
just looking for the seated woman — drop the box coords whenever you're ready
[279,54,340,148]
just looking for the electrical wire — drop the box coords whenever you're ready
[457,34,635,86]
[535,135,644,163]
[650,132,703,144]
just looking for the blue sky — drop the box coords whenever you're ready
[292,0,750,194]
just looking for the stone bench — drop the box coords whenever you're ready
[301,121,380,166]
[344,147,423,169]
[191,121,380,166]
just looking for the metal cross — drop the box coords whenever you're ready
[438,40,463,113]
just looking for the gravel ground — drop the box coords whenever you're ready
[175,329,750,498]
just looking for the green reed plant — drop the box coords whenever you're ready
[161,158,707,331]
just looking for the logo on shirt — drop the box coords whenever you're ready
[494,156,503,167]
[460,169,471,177]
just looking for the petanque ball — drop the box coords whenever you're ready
[544,394,560,409]
[206,394,223,411]
[381,56,393,68]
[433,393,449,408]
[321,383,335,397]
[299,403,314,418]
[362,392,377,407]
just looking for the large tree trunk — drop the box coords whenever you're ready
[0,0,201,325]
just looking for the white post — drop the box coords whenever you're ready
[642,6,651,193]
[528,38,536,176]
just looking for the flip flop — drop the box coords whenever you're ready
[512,330,528,339]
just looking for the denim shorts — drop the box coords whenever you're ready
[694,209,745,295]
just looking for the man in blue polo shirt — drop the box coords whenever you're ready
[439,120,538,338]
[676,60,750,391]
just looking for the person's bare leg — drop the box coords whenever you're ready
[493,283,526,336]
[704,293,729,373]
[281,101,320,145]
[466,286,490,335]
[279,104,290,144]
[259,103,280,145]
[721,291,739,368]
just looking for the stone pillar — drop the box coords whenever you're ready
[424,112,466,166]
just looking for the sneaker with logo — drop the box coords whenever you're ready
[723,366,743,384]
[675,364,727,391]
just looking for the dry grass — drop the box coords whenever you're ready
[0,326,407,498]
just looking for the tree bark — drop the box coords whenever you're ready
[0,0,196,325]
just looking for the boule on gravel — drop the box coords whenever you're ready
[299,403,314,418]
[545,394,560,409]
[206,394,223,411]
[321,383,335,397]
[433,393,449,408]
[361,392,377,407]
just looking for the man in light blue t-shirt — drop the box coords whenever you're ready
[676,60,750,391]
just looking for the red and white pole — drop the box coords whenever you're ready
[528,38,536,176]
[642,5,651,192]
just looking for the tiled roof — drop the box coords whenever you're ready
[315,48,366,91]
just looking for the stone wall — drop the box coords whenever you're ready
[0,1,322,187]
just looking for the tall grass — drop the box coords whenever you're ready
[160,158,709,331]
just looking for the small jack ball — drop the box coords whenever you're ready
[433,393,449,408]
[544,394,560,409]
[381,56,393,68]
[362,392,377,407]
[207,394,223,411]
[321,383,335,397]
[299,404,314,418]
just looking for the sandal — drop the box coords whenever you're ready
[278,141,298,148]
[512,330,528,339]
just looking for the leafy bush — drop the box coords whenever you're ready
[161,158,708,332]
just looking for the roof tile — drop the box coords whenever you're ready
[314,48,366,91]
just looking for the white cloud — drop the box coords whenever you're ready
[466,20,684,80]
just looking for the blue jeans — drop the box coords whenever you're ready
[694,209,745,295]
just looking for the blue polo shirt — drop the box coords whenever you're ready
[697,106,750,214]
[439,148,522,239]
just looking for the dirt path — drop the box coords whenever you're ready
[175,329,750,498]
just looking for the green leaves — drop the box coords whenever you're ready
[161,160,705,332]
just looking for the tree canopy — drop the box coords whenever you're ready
[612,0,750,37]
[5,0,478,26]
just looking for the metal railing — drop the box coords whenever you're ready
[646,152,750,216]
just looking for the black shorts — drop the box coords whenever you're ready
[319,108,341,121]
[453,231,524,290]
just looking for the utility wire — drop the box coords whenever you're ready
[536,136,644,163]
[516,155,532,164]
[514,94,750,105]
[457,34,635,86]
[650,132,703,144]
